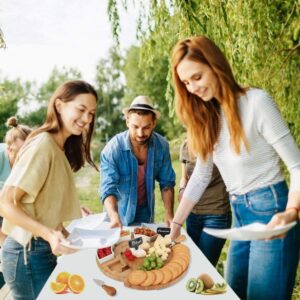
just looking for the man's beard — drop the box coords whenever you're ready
[134,136,150,145]
[130,132,152,146]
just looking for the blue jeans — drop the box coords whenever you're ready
[186,212,231,266]
[226,181,300,300]
[131,204,151,225]
[0,272,4,288]
[2,236,57,300]
[0,246,5,288]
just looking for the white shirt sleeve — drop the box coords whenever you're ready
[255,90,300,192]
[274,135,300,193]
[183,154,213,202]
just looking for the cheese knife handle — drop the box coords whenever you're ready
[102,284,117,296]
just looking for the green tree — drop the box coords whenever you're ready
[94,47,125,142]
[0,27,5,48]
[21,67,81,127]
[0,78,32,140]
[108,0,300,143]
[123,45,182,138]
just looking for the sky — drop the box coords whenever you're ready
[0,0,139,85]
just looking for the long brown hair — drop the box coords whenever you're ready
[30,80,98,172]
[172,36,248,160]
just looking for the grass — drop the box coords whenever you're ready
[74,150,300,299]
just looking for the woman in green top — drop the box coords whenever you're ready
[179,140,231,266]
[0,80,98,300]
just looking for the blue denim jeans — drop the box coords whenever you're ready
[2,236,57,300]
[186,212,232,266]
[131,203,151,225]
[225,181,300,300]
[0,272,4,288]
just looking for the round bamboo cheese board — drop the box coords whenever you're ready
[96,239,190,290]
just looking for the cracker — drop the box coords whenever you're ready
[140,271,156,287]
[174,257,188,270]
[169,261,184,274]
[161,267,173,284]
[152,269,164,285]
[128,270,147,285]
[164,264,179,279]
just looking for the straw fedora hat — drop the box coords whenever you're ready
[122,95,161,119]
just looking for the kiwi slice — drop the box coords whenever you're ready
[195,279,204,294]
[186,278,198,292]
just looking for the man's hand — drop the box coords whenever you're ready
[103,196,122,228]
[109,211,122,228]
[178,188,185,203]
[161,187,174,227]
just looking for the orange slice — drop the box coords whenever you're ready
[68,274,85,294]
[50,281,68,294]
[56,272,70,285]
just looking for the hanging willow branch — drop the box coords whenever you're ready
[0,28,6,48]
[107,0,300,144]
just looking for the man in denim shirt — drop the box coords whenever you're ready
[100,96,176,227]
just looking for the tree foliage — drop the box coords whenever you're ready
[21,66,81,127]
[0,78,32,140]
[108,0,300,143]
[0,27,5,49]
[123,45,182,138]
[94,47,126,141]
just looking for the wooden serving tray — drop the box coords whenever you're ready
[96,240,190,290]
[96,241,136,281]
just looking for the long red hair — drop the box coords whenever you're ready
[172,36,248,160]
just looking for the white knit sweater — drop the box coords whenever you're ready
[184,88,300,202]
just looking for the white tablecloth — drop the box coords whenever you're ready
[37,228,239,299]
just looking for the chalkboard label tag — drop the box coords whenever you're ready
[157,227,171,237]
[129,237,143,249]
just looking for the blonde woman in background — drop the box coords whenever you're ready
[0,117,32,288]
[0,117,32,191]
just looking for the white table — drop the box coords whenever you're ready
[38,229,239,299]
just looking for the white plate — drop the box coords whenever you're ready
[66,213,108,232]
[61,227,121,250]
[203,221,297,241]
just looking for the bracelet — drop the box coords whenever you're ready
[172,221,182,227]
[286,207,300,214]
[179,187,185,192]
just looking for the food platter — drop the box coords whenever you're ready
[125,243,190,290]
[96,228,190,290]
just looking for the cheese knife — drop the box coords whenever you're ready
[93,278,117,296]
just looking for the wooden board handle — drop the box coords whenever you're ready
[102,284,117,296]
[175,234,186,243]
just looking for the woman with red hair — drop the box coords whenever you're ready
[170,36,300,300]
